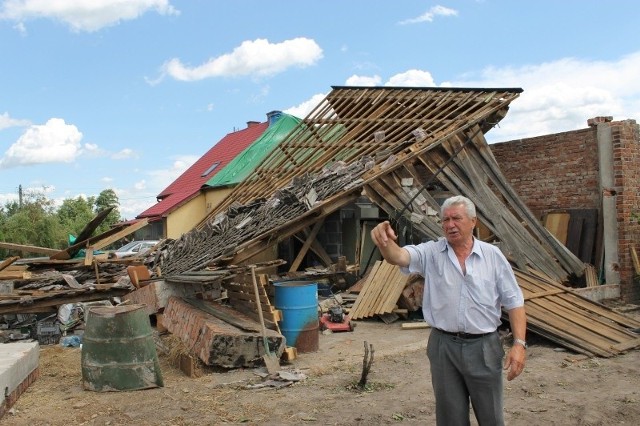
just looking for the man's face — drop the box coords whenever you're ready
[441,204,476,245]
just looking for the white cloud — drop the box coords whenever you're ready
[284,52,640,146]
[447,52,640,141]
[284,93,328,119]
[0,191,18,206]
[0,111,30,130]
[399,5,458,25]
[160,38,323,82]
[288,70,437,118]
[147,155,198,190]
[0,118,83,168]
[385,70,436,87]
[345,74,382,86]
[0,0,179,32]
[112,148,136,160]
[112,186,156,219]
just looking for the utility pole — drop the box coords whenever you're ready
[18,184,23,208]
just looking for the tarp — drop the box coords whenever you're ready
[204,113,301,188]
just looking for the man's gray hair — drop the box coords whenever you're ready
[441,195,476,218]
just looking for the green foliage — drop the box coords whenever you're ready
[0,190,67,255]
[0,188,124,258]
[94,189,121,234]
[58,196,95,236]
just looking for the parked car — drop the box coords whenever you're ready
[111,240,160,258]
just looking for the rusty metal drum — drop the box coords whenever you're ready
[81,304,163,392]
[274,280,319,353]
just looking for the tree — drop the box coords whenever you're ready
[1,190,66,254]
[57,196,96,237]
[94,189,121,234]
[0,188,124,257]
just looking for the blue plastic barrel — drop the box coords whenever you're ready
[274,281,319,353]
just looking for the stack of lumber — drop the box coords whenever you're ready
[349,260,409,320]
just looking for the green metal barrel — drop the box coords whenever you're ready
[81,304,163,392]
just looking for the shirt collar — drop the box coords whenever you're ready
[441,237,484,259]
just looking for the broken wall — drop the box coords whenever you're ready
[491,117,640,302]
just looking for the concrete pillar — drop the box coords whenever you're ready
[595,118,621,285]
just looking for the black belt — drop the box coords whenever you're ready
[436,329,495,339]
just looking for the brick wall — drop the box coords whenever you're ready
[491,118,640,303]
[611,120,640,301]
[490,128,601,219]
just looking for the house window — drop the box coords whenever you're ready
[201,161,221,177]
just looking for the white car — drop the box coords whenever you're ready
[112,240,159,258]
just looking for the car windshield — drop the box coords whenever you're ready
[115,240,158,253]
[115,241,140,252]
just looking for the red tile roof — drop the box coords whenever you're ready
[137,122,269,218]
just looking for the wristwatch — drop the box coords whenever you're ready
[513,338,528,349]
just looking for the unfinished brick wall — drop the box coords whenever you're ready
[490,128,601,219]
[490,118,640,303]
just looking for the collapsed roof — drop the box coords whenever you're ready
[159,86,584,282]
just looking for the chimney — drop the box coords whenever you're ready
[267,110,283,127]
[246,121,260,128]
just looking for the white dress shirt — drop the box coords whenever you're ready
[401,237,524,334]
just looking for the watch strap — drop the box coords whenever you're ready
[513,338,528,349]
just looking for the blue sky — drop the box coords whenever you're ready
[1,1,639,219]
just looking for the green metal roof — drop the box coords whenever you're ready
[204,113,302,188]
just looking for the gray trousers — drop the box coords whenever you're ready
[427,328,505,426]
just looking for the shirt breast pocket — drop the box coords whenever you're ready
[466,278,499,308]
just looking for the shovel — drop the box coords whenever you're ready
[250,265,280,374]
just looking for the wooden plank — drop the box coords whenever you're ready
[523,289,567,300]
[584,264,599,287]
[84,248,94,266]
[350,260,408,319]
[363,261,396,317]
[0,288,131,315]
[0,242,59,256]
[0,256,19,272]
[401,322,430,330]
[349,260,381,319]
[468,130,584,276]
[0,271,28,280]
[631,246,640,275]
[292,232,333,266]
[514,268,640,357]
[521,301,616,357]
[544,212,570,245]
[610,338,640,352]
[49,218,149,260]
[289,220,324,272]
[66,207,114,259]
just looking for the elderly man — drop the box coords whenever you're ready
[371,195,527,426]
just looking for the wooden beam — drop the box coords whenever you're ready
[49,218,149,260]
[289,220,324,272]
[65,207,114,258]
[0,242,59,256]
[631,246,640,275]
[0,256,19,272]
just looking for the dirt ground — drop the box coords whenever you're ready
[3,305,640,426]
